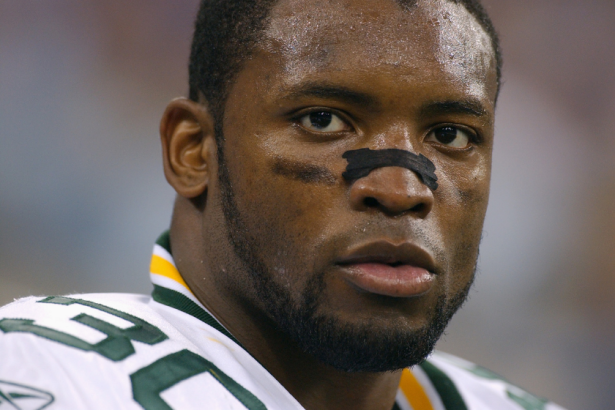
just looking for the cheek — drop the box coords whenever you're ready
[433,156,491,271]
[435,152,491,215]
[227,150,338,277]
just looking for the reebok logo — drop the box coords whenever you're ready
[0,381,54,410]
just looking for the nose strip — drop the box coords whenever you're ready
[342,148,438,190]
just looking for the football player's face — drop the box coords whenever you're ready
[215,0,497,369]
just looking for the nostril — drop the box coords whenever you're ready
[410,203,425,214]
[363,197,379,208]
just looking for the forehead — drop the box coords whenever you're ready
[260,0,496,102]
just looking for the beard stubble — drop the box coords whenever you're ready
[216,144,474,372]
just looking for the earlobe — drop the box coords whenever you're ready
[160,98,216,198]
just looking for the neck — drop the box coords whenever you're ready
[169,196,402,410]
[233,308,402,410]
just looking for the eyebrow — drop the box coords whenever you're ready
[282,83,379,109]
[418,100,489,118]
[281,83,490,119]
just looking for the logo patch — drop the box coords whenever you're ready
[0,381,54,410]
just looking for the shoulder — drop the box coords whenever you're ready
[0,293,290,410]
[0,293,164,409]
[0,292,166,361]
[413,351,567,410]
[0,292,153,317]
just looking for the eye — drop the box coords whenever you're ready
[426,126,474,148]
[299,111,349,133]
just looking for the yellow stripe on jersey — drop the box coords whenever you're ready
[150,254,191,292]
[399,368,435,410]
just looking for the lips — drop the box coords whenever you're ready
[335,241,437,298]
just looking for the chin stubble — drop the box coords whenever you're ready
[217,143,474,372]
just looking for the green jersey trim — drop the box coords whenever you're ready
[155,230,172,253]
[152,231,242,344]
[151,285,241,347]
[150,232,457,410]
[419,360,468,410]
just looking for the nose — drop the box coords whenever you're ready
[348,166,434,217]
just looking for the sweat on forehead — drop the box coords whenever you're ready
[262,0,495,94]
[265,0,490,50]
[188,0,501,127]
[254,0,496,110]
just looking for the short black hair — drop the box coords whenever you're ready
[188,0,277,135]
[188,0,502,138]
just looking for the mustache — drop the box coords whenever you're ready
[318,221,447,269]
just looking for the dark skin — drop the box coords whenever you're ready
[160,0,498,409]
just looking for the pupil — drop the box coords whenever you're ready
[310,112,332,129]
[435,127,457,144]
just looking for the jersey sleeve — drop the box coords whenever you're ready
[0,294,273,410]
[0,295,154,409]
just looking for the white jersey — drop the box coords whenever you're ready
[0,233,566,410]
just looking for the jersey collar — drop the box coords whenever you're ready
[148,231,240,346]
[148,231,457,410]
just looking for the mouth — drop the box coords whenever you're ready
[335,240,437,298]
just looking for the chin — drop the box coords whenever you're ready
[298,315,448,372]
[254,265,474,372]
[273,288,463,372]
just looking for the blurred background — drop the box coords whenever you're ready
[1,1,613,408]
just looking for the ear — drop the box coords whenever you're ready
[160,98,217,198]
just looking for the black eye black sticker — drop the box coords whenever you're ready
[342,148,438,191]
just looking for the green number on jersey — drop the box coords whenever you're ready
[1,296,267,409]
[0,296,168,361]
[131,349,267,410]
